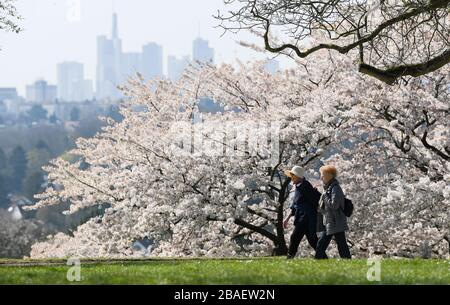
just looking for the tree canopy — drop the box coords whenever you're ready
[27,56,449,259]
[0,0,21,34]
[216,0,450,84]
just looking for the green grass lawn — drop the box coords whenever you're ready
[0,257,448,285]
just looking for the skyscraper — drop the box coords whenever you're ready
[168,55,190,81]
[121,52,141,82]
[0,88,18,101]
[193,38,214,64]
[141,42,163,80]
[111,13,122,87]
[96,13,122,100]
[112,13,119,40]
[0,88,19,114]
[57,61,93,102]
[26,80,57,104]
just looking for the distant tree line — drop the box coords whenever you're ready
[0,141,51,208]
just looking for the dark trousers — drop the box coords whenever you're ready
[315,231,351,259]
[288,221,318,257]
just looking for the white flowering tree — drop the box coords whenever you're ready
[315,57,450,257]
[28,51,449,259]
[28,59,346,258]
[0,210,52,258]
[0,0,21,34]
[216,0,450,84]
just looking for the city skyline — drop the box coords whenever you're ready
[0,11,281,123]
[24,26,218,102]
[0,10,280,124]
[0,0,286,96]
[4,12,227,101]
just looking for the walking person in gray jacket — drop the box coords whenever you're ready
[315,165,351,259]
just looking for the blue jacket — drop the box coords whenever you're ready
[290,179,320,232]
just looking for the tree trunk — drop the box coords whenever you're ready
[271,179,291,256]
[271,238,288,256]
[444,235,450,255]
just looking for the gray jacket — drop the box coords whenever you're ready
[318,179,348,235]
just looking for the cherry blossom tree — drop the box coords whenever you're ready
[0,210,52,258]
[28,59,347,258]
[0,0,21,34]
[216,0,450,84]
[315,56,449,257]
[28,52,449,259]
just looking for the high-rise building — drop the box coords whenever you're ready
[0,88,19,114]
[96,35,116,99]
[96,13,122,100]
[57,61,93,102]
[82,80,94,101]
[111,13,122,86]
[57,61,82,101]
[121,52,141,82]
[168,55,190,81]
[141,42,163,80]
[0,88,18,101]
[26,80,57,104]
[193,38,214,64]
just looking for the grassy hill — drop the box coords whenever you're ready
[0,257,448,285]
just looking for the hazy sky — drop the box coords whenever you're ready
[0,0,284,96]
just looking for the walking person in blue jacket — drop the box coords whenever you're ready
[315,165,351,259]
[283,166,321,259]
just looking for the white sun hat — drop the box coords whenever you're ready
[284,166,305,179]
